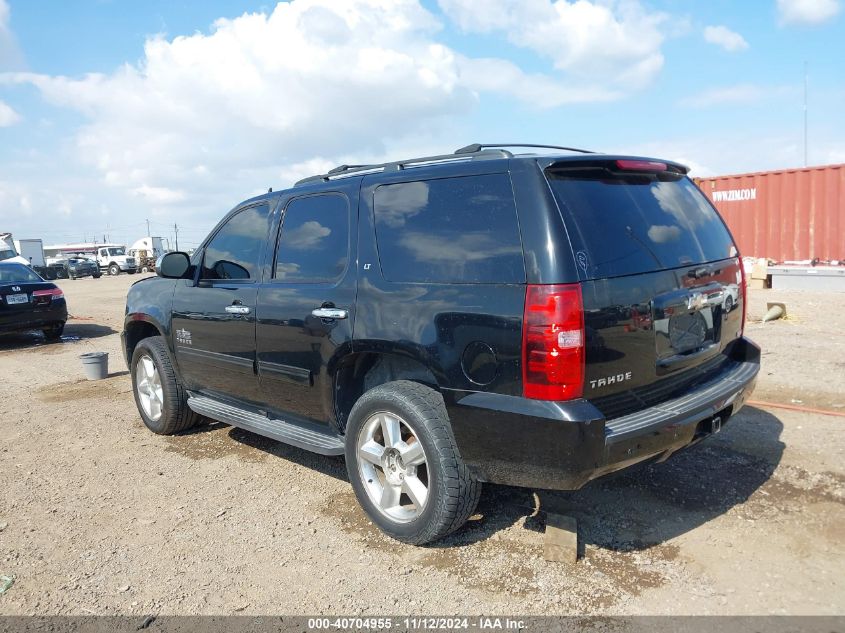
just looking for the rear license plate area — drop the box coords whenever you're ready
[6,293,28,305]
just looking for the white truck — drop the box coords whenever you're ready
[1,234,61,278]
[0,233,28,265]
[13,238,46,267]
[93,244,138,276]
[128,236,166,273]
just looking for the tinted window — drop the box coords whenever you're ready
[202,203,271,280]
[373,174,524,283]
[274,194,349,283]
[546,169,735,279]
[0,263,42,282]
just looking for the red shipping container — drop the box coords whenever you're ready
[695,164,845,262]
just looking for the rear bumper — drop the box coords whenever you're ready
[0,300,68,334]
[446,337,760,490]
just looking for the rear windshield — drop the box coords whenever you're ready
[546,167,735,279]
[0,263,42,282]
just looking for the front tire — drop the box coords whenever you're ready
[109,264,120,276]
[345,380,481,545]
[131,336,199,435]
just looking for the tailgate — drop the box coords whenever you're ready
[544,159,745,418]
[581,259,744,418]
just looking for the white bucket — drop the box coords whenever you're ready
[79,352,109,380]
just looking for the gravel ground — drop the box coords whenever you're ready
[0,274,843,616]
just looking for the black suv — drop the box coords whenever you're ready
[123,144,759,544]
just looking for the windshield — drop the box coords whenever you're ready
[0,248,16,261]
[108,247,126,256]
[0,263,42,282]
[546,167,736,279]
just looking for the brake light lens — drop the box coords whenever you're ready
[33,287,63,300]
[615,159,667,172]
[522,284,585,401]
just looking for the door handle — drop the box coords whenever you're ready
[225,305,251,315]
[311,307,348,320]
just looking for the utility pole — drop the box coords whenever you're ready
[146,218,151,237]
[174,223,179,251]
[803,61,808,168]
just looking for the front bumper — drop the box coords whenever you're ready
[446,337,760,490]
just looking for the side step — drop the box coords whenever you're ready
[187,395,345,456]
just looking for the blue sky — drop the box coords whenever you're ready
[0,0,843,249]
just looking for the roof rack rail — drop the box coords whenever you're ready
[455,143,596,155]
[294,148,510,187]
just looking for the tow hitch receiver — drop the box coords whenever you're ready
[711,415,722,434]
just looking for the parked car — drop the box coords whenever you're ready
[65,257,101,279]
[0,262,67,340]
[122,144,760,544]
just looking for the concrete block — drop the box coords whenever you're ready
[543,513,578,564]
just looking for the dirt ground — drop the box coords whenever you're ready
[0,274,843,616]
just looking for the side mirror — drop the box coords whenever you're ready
[156,252,190,279]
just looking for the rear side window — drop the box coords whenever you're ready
[546,169,736,279]
[373,174,524,284]
[274,194,349,283]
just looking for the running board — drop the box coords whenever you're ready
[187,395,345,456]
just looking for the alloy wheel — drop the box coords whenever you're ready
[135,354,164,422]
[356,411,429,523]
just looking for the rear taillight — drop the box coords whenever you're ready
[738,258,747,336]
[33,288,63,300]
[522,284,585,401]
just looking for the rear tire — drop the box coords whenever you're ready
[131,336,199,435]
[42,322,65,341]
[345,380,481,545]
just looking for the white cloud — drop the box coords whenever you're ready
[0,98,20,126]
[0,0,677,241]
[456,56,622,106]
[133,185,186,204]
[777,0,841,25]
[703,25,749,52]
[438,0,668,90]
